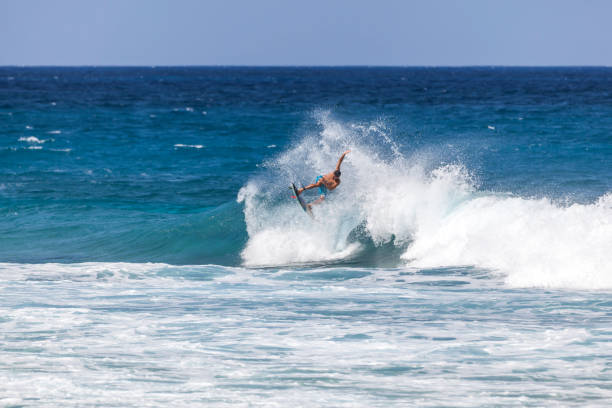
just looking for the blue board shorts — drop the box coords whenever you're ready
[315,175,327,196]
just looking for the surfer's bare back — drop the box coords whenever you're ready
[297,150,350,208]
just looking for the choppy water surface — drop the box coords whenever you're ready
[1,67,611,406]
[2,263,611,407]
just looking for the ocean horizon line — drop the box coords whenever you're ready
[2,64,611,69]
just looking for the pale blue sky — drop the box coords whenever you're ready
[2,0,611,66]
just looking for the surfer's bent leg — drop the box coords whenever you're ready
[309,195,325,207]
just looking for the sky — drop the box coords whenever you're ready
[1,0,611,66]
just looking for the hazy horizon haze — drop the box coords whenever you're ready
[2,0,612,66]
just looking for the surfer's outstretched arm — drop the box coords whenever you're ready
[335,150,350,171]
[298,180,323,195]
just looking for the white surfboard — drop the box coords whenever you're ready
[290,183,313,218]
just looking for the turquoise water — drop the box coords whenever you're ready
[1,67,611,406]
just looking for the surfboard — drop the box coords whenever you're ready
[290,183,313,218]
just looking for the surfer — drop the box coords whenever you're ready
[297,150,350,209]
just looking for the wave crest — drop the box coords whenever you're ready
[238,113,612,289]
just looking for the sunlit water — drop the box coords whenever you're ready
[1,67,611,406]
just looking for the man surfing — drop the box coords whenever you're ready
[297,150,350,210]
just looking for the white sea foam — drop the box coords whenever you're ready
[2,261,610,406]
[0,262,205,283]
[174,144,204,149]
[403,193,612,289]
[238,181,362,265]
[47,130,62,134]
[19,136,45,144]
[239,113,612,289]
[239,112,421,266]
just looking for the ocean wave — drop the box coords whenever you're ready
[0,187,248,266]
[238,113,612,289]
[403,192,612,289]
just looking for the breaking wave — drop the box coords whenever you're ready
[238,112,612,289]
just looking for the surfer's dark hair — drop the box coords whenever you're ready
[334,170,341,177]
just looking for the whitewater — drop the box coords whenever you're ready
[1,67,611,407]
[239,113,612,290]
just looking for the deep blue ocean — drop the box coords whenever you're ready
[1,67,611,406]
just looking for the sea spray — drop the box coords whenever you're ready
[238,112,470,266]
[239,114,612,289]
